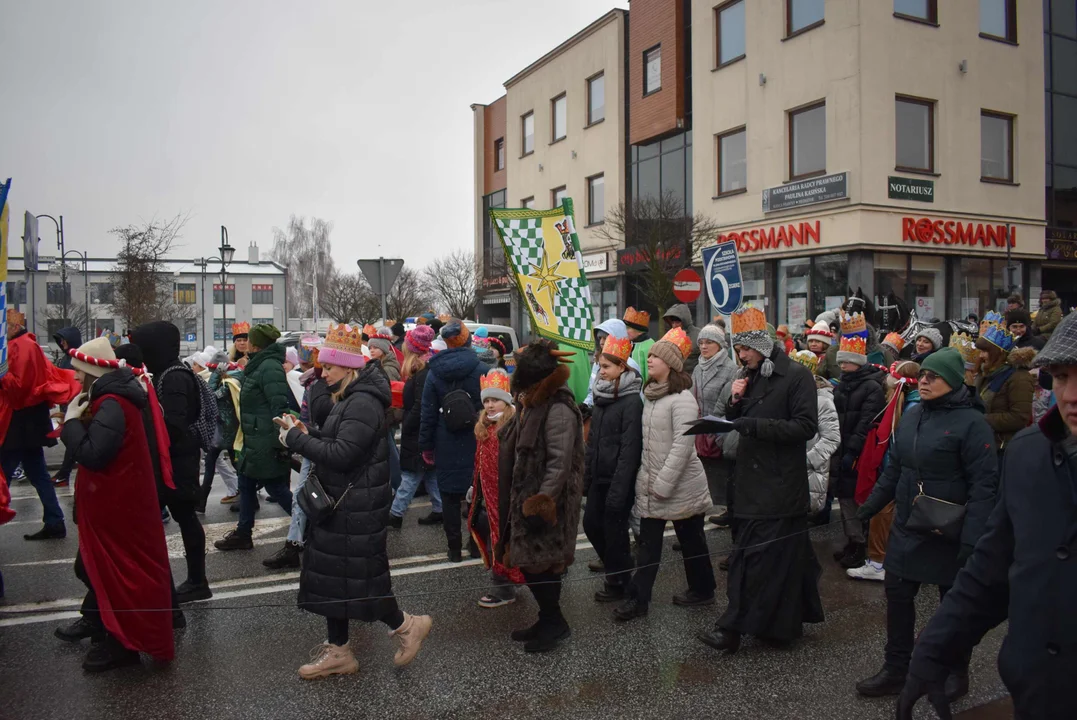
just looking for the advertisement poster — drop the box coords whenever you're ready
[701,238,744,315]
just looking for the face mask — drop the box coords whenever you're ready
[486,411,503,421]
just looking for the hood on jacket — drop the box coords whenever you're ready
[129,321,181,375]
[925,384,979,412]
[53,326,83,351]
[594,318,628,341]
[343,361,392,409]
[663,304,696,331]
[90,367,148,408]
[428,345,481,382]
[1007,346,1038,370]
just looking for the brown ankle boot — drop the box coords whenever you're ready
[389,613,433,667]
[298,642,359,680]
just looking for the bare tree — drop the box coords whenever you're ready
[38,302,92,345]
[594,192,721,320]
[385,267,434,323]
[423,250,477,319]
[109,215,194,330]
[319,271,381,326]
[268,215,336,321]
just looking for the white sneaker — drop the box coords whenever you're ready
[847,561,885,582]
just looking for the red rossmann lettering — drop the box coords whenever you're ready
[723,221,822,254]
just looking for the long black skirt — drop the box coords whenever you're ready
[717,515,824,642]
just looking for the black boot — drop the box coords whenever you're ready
[524,617,571,653]
[55,617,104,643]
[417,512,443,526]
[175,579,213,604]
[697,627,741,654]
[612,598,648,622]
[24,524,67,541]
[593,584,626,603]
[708,511,732,529]
[672,589,716,607]
[833,540,854,562]
[856,665,908,697]
[388,514,403,529]
[840,543,868,570]
[511,620,541,642]
[173,609,187,630]
[82,635,140,673]
[213,530,253,551]
[262,541,301,570]
[468,539,481,559]
[945,671,969,702]
[447,548,463,563]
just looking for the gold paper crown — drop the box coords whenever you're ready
[623,307,651,328]
[660,327,693,359]
[602,335,633,363]
[882,332,906,351]
[791,349,819,374]
[731,306,767,335]
[231,321,250,337]
[839,335,867,356]
[324,322,364,354]
[949,332,979,368]
[361,324,377,338]
[480,369,511,394]
[840,311,868,336]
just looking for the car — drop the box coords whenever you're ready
[464,322,519,355]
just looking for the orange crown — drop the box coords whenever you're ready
[480,369,511,394]
[660,327,692,359]
[6,307,26,328]
[839,335,867,356]
[325,322,364,354]
[231,321,250,337]
[623,307,651,329]
[731,306,767,335]
[362,324,377,338]
[882,332,905,351]
[602,335,633,363]
[840,311,868,336]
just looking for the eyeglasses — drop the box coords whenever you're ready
[918,370,941,383]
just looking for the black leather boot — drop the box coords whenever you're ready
[856,665,908,697]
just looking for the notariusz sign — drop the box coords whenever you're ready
[888,176,934,202]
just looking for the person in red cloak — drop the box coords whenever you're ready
[54,336,176,672]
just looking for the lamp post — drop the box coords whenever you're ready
[35,214,66,324]
[195,258,208,344]
[202,226,235,345]
[62,249,89,336]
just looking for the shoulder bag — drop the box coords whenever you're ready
[904,411,966,541]
[297,466,354,527]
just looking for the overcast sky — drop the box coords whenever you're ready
[1,0,622,274]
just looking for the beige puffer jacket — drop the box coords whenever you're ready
[635,388,712,520]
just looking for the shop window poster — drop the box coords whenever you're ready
[787,297,808,326]
[915,296,936,318]
[824,295,844,311]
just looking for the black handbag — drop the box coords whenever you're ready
[906,413,967,542]
[297,467,353,527]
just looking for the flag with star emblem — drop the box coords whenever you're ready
[0,178,10,378]
[490,198,595,353]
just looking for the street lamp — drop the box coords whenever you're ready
[62,249,90,336]
[200,226,235,345]
[35,214,66,324]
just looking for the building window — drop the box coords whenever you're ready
[589,277,618,322]
[552,94,567,142]
[482,190,507,277]
[521,196,535,209]
[182,318,198,340]
[494,138,505,171]
[94,318,115,336]
[894,0,937,23]
[175,283,196,305]
[778,258,810,328]
[811,253,849,317]
[716,126,747,195]
[213,284,236,305]
[213,318,236,341]
[252,284,274,304]
[522,112,534,155]
[896,96,934,172]
[252,317,273,327]
[980,0,1016,43]
[47,282,70,305]
[789,101,826,180]
[46,319,68,339]
[644,45,662,95]
[552,186,568,209]
[716,0,746,67]
[588,175,605,225]
[981,110,1014,182]
[740,262,767,315]
[90,282,113,305]
[587,73,605,125]
[787,0,824,37]
[5,281,27,304]
[631,130,694,214]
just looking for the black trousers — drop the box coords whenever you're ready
[522,570,565,625]
[629,515,716,605]
[75,551,180,631]
[326,605,405,646]
[885,574,958,673]
[442,492,466,553]
[582,483,633,587]
[160,489,206,585]
[200,448,235,503]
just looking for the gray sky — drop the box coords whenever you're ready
[1,0,622,273]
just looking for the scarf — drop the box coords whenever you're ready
[643,380,671,402]
[592,369,643,402]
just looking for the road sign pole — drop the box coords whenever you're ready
[379,257,387,323]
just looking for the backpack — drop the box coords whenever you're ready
[441,378,477,433]
[159,365,221,451]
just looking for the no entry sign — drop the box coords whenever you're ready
[672,268,702,303]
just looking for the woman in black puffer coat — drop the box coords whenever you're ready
[283,346,432,681]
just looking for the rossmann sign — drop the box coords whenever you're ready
[720,220,821,254]
[901,217,1015,247]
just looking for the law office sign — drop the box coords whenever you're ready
[888,176,934,202]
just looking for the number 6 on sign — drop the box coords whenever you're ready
[701,237,745,316]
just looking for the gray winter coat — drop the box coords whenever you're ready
[807,383,840,514]
[635,388,712,521]
[664,304,701,374]
[691,352,737,418]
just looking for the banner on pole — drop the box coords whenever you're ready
[490,198,595,352]
[701,237,744,316]
[0,178,11,378]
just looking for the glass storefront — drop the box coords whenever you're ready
[778,258,809,327]
[740,261,768,313]
[774,253,848,326]
[589,277,619,324]
[812,253,849,318]
[910,255,946,321]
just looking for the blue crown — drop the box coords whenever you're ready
[981,323,1015,353]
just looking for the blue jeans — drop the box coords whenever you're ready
[391,468,442,518]
[237,472,292,535]
[2,447,65,528]
[287,459,310,545]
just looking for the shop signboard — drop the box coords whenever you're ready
[581,252,608,273]
[888,176,934,202]
[902,217,1014,248]
[762,172,848,213]
[718,220,821,254]
[617,244,684,271]
[701,237,744,315]
[1046,228,1077,261]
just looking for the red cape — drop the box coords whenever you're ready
[76,393,174,661]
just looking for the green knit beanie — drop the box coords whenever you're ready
[921,347,965,390]
[248,323,281,350]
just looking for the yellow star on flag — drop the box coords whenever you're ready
[528,252,567,301]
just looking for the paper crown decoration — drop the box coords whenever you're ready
[623,307,651,330]
[602,335,633,363]
[324,322,364,355]
[361,324,377,338]
[979,310,1005,337]
[979,322,1015,354]
[231,321,250,338]
[659,327,693,359]
[98,329,125,348]
[838,334,868,357]
[731,306,767,336]
[6,308,25,327]
[791,349,819,374]
[480,369,511,395]
[949,332,979,369]
[840,311,868,337]
[881,332,906,352]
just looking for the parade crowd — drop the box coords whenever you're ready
[0,288,1074,719]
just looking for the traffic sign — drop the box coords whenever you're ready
[672,268,702,303]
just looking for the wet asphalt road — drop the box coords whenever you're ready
[1,456,1011,720]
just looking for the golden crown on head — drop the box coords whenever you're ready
[840,311,868,336]
[882,332,906,351]
[324,322,364,354]
[660,327,693,359]
[602,335,633,363]
[791,349,819,374]
[731,305,767,335]
[949,331,979,369]
[480,370,511,394]
[231,321,250,337]
[839,335,868,356]
[623,307,651,328]
[6,307,26,327]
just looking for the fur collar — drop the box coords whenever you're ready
[519,365,570,408]
[1007,346,1037,370]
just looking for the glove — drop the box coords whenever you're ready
[895,673,952,720]
[466,486,474,505]
[64,393,89,423]
[577,402,592,420]
[422,450,435,466]
[841,453,857,472]
[855,507,872,523]
[731,417,753,436]
[278,425,291,448]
